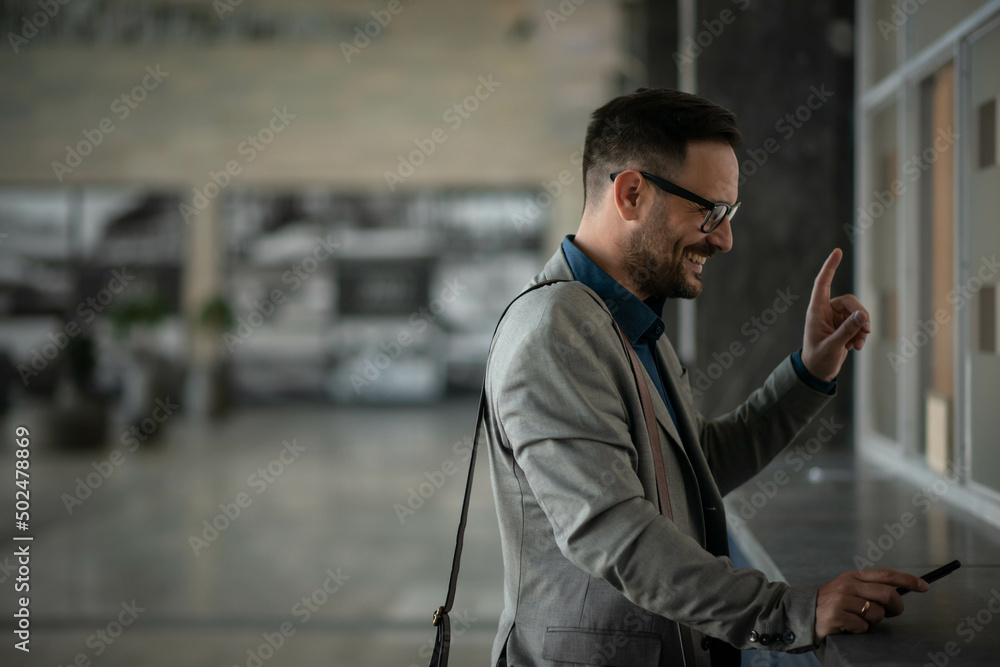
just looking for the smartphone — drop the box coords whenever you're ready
[896,559,961,595]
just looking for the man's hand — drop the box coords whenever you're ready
[815,568,929,643]
[802,248,871,381]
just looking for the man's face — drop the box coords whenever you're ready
[619,140,739,299]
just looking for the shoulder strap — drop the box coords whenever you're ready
[428,279,565,667]
[428,279,692,667]
[611,318,698,665]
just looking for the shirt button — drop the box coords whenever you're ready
[759,633,772,646]
[783,631,795,644]
[747,630,758,643]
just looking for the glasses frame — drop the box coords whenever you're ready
[609,170,740,233]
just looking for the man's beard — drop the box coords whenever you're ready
[619,206,704,300]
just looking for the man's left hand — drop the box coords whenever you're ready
[801,248,871,382]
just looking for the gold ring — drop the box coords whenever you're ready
[860,600,871,616]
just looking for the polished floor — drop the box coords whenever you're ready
[6,399,1000,666]
[0,397,502,666]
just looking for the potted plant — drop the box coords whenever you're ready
[193,294,235,419]
[107,291,172,440]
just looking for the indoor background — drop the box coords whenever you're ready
[0,1,998,665]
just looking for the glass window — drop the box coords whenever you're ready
[867,0,901,86]
[866,103,900,440]
[967,21,1000,496]
[916,62,957,473]
[910,0,993,54]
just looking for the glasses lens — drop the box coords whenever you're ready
[728,202,740,222]
[702,206,724,232]
[702,203,739,232]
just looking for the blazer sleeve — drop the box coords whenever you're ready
[686,355,837,498]
[488,287,819,652]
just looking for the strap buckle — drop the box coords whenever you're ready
[432,606,446,626]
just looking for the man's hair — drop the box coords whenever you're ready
[582,88,742,209]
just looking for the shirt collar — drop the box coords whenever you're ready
[561,235,667,346]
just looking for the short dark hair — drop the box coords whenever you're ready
[582,88,742,208]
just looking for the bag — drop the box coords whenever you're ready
[427,279,698,666]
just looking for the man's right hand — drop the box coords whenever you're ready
[815,568,929,643]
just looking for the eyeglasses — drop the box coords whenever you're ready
[610,171,740,233]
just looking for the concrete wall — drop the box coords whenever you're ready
[674,0,856,429]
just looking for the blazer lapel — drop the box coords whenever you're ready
[632,356,696,475]
[655,338,729,555]
[534,246,705,531]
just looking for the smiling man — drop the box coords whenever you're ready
[481,88,928,667]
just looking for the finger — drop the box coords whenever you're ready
[851,582,906,617]
[809,248,843,310]
[855,597,887,626]
[827,310,868,349]
[822,604,871,635]
[831,294,871,333]
[855,568,929,593]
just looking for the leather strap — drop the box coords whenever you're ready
[429,279,564,667]
[429,279,696,667]
[612,320,673,520]
[611,319,698,667]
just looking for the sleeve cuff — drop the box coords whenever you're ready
[791,349,837,395]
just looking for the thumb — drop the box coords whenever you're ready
[829,310,866,347]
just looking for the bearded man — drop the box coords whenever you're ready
[481,88,927,667]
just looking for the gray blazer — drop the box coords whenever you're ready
[483,247,834,666]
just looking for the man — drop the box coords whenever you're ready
[482,88,927,666]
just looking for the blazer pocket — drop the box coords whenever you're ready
[542,626,661,666]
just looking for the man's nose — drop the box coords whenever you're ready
[706,216,733,252]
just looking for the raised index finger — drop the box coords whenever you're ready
[810,248,843,309]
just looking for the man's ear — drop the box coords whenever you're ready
[612,170,650,223]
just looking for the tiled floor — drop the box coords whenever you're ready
[7,399,1000,666]
[0,397,502,666]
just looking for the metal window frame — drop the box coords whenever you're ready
[856,0,1000,526]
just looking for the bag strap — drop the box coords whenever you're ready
[428,279,695,667]
[611,318,698,666]
[428,279,564,667]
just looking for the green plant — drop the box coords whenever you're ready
[106,292,171,340]
[198,295,235,332]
